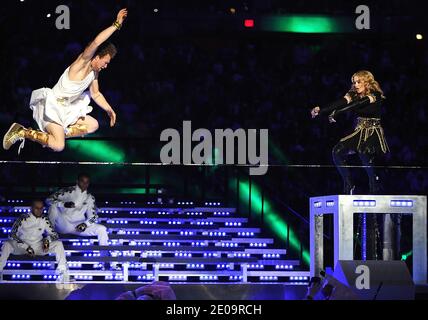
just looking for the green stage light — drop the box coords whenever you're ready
[262,15,349,33]
[231,179,310,266]
[269,140,290,166]
[118,188,147,194]
[401,250,413,261]
[67,140,125,162]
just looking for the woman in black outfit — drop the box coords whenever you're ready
[311,70,389,194]
[311,70,395,260]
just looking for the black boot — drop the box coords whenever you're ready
[332,142,355,194]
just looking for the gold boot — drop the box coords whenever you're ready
[24,128,50,146]
[3,123,49,154]
[3,123,26,151]
[65,124,88,138]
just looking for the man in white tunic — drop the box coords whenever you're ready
[0,200,68,282]
[3,9,128,153]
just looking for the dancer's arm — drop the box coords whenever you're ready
[89,75,117,127]
[10,215,31,250]
[310,94,352,118]
[46,188,71,208]
[328,93,383,122]
[43,217,59,243]
[80,9,127,62]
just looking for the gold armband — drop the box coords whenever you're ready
[112,21,122,30]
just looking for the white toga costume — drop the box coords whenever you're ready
[30,67,95,132]
[46,186,108,246]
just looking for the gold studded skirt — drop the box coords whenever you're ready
[339,117,390,155]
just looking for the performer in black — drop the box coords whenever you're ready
[311,70,399,260]
[311,70,389,195]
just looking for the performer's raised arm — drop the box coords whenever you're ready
[80,9,127,62]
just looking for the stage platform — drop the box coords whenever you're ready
[1,200,309,285]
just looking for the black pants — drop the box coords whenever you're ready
[332,141,381,194]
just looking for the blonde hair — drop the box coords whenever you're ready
[349,70,385,99]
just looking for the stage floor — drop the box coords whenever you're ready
[1,282,428,300]
[0,282,308,300]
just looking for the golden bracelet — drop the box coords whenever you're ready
[113,21,122,30]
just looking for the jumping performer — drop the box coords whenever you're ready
[3,8,128,154]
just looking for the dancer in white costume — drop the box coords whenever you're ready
[3,8,128,153]
[47,173,116,270]
[47,173,108,246]
[0,200,68,282]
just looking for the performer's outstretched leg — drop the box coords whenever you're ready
[332,142,355,194]
[3,115,99,152]
[3,122,65,153]
[3,123,49,153]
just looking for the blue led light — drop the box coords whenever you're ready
[313,201,322,208]
[326,201,335,207]
[391,200,413,207]
[353,200,376,207]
